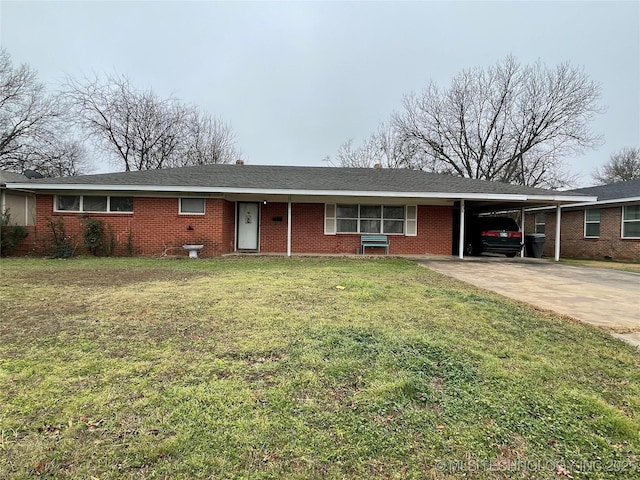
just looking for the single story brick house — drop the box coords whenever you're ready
[6,164,595,258]
[525,180,640,261]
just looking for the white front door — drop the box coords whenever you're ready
[237,202,259,250]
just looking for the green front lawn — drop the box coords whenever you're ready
[1,257,638,479]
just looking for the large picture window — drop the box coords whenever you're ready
[622,205,640,239]
[55,195,133,213]
[331,204,406,234]
[584,208,600,238]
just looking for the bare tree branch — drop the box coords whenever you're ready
[339,56,603,188]
[0,48,86,175]
[592,147,640,184]
[63,74,238,171]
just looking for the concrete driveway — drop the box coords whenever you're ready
[417,256,640,348]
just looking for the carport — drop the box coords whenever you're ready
[453,193,596,261]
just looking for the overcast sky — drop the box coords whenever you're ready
[2,1,638,186]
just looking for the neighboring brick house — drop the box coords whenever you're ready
[5,164,594,258]
[525,180,640,261]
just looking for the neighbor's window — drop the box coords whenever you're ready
[55,195,133,213]
[534,213,545,234]
[584,208,600,238]
[335,204,404,234]
[179,198,205,214]
[622,205,640,239]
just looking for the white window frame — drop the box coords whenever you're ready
[179,197,206,215]
[621,205,640,239]
[54,195,134,213]
[324,203,414,236]
[584,208,600,238]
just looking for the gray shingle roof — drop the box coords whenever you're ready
[569,180,640,202]
[10,164,585,197]
[0,170,29,186]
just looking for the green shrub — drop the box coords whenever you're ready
[125,230,135,256]
[0,211,28,256]
[46,216,75,258]
[82,217,104,255]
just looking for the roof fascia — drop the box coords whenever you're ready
[6,182,596,204]
[527,196,640,211]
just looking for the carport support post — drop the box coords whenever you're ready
[554,204,561,261]
[287,197,292,257]
[458,199,465,260]
[521,207,525,258]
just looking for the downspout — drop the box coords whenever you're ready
[458,199,465,260]
[287,196,292,257]
[554,204,561,262]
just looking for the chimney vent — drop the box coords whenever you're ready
[235,159,244,165]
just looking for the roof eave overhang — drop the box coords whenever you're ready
[6,182,596,204]
[526,196,639,211]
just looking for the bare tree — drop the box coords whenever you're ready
[20,136,88,177]
[334,122,420,168]
[64,74,237,171]
[339,56,602,188]
[592,147,640,184]
[183,109,238,166]
[0,48,87,175]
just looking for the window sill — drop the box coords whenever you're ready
[53,211,134,215]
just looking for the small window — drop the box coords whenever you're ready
[622,205,640,239]
[180,198,205,214]
[534,213,545,234]
[56,195,80,211]
[584,209,600,238]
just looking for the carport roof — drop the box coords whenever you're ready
[7,164,596,204]
[568,180,640,202]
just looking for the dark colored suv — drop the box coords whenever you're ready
[464,216,523,257]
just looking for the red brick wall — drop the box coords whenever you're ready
[525,206,639,261]
[32,195,234,257]
[260,202,288,253]
[30,195,455,257]
[281,203,452,255]
[221,200,236,254]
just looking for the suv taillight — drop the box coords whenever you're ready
[509,232,522,239]
[481,231,500,237]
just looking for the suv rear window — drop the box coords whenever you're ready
[478,217,519,231]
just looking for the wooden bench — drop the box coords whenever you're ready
[361,235,390,255]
